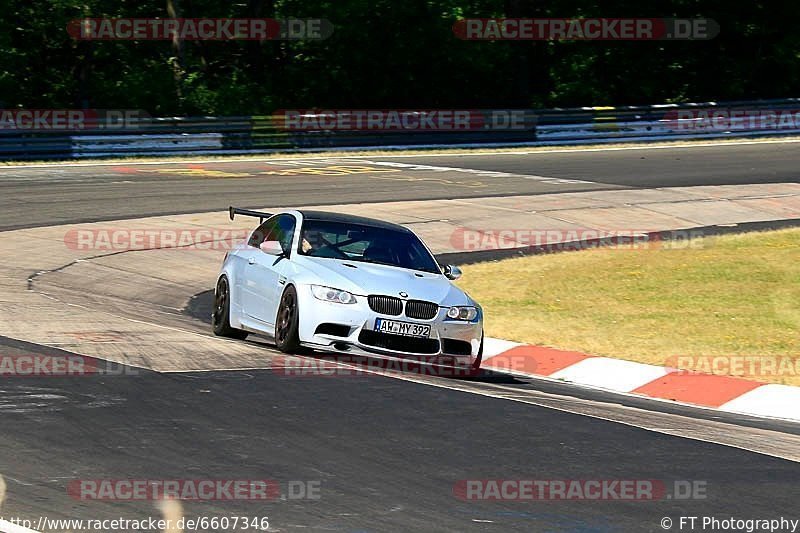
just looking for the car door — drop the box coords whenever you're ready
[240,217,277,322]
[242,214,297,325]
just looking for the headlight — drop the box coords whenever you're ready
[311,285,357,304]
[446,306,478,321]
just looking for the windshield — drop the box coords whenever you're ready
[298,220,441,274]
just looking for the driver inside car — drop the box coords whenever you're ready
[301,230,325,254]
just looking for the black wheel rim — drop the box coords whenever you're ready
[276,291,295,344]
[213,278,228,327]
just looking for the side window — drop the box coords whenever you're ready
[247,217,277,248]
[247,214,297,255]
[273,215,297,255]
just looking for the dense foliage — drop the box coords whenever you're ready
[0,1,796,115]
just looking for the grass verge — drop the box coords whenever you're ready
[458,228,800,386]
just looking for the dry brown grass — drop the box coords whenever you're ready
[458,228,800,386]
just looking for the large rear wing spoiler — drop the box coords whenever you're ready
[229,206,272,223]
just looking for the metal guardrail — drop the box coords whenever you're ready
[0,98,798,160]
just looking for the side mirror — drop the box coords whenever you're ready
[442,264,462,280]
[260,240,284,256]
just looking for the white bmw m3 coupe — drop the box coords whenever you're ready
[213,207,483,370]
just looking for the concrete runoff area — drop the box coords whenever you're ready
[0,182,797,371]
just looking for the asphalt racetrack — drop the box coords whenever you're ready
[1,140,799,531]
[2,140,800,230]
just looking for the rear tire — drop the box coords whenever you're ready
[212,276,248,340]
[275,285,301,353]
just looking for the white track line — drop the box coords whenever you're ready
[384,371,800,463]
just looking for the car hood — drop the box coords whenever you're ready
[297,257,470,305]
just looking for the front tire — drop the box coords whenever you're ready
[472,334,484,371]
[275,285,301,353]
[212,276,248,340]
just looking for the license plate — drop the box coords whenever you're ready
[375,319,431,338]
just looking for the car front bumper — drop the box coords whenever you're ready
[296,285,482,367]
